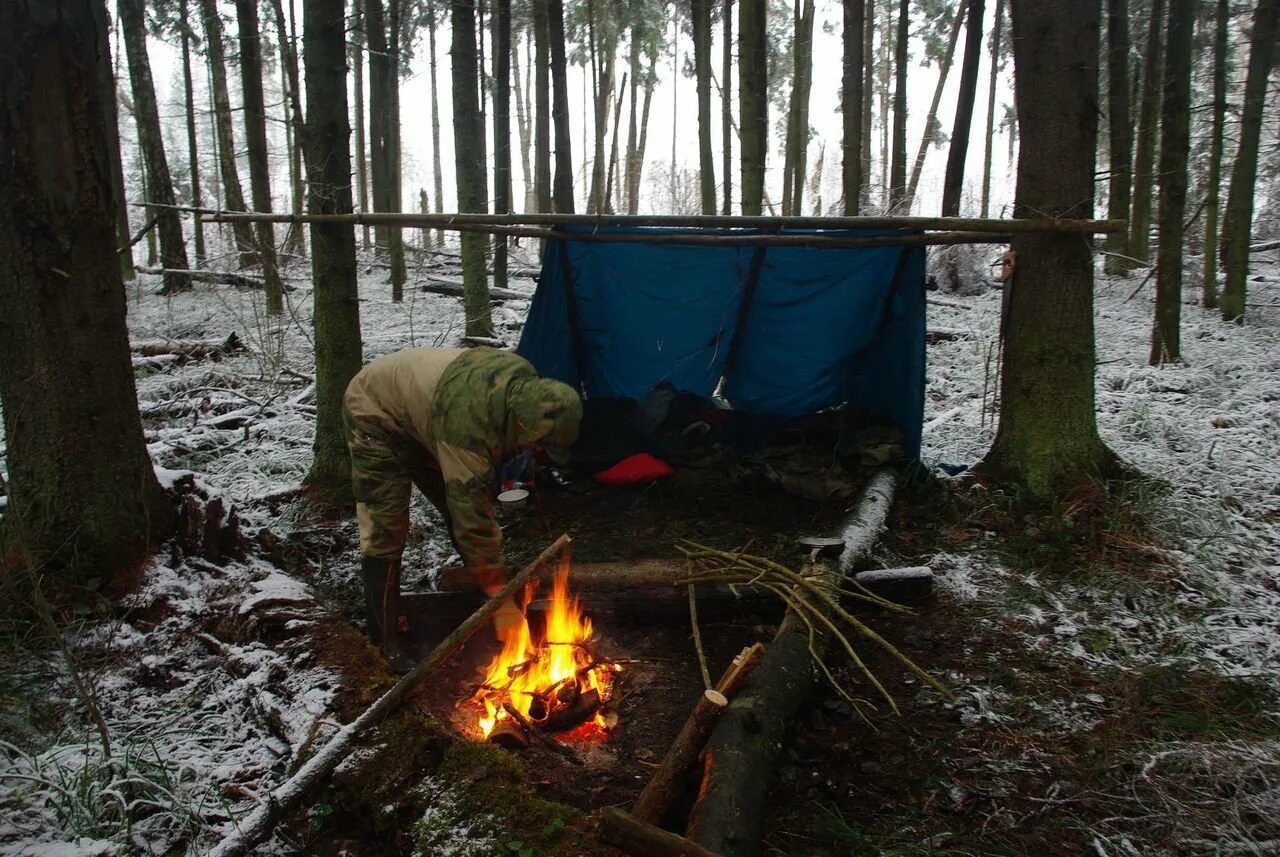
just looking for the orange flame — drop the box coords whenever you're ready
[473,554,618,737]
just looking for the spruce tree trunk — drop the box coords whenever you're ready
[860,0,875,209]
[352,0,371,249]
[625,23,641,214]
[904,2,964,210]
[427,1,446,245]
[269,0,306,256]
[782,0,815,217]
[475,0,491,218]
[632,55,658,213]
[180,0,206,267]
[842,0,865,215]
[1150,0,1193,365]
[1128,0,1165,267]
[693,0,717,214]
[452,0,495,335]
[533,0,553,213]
[888,0,909,210]
[980,0,1116,499]
[387,0,407,296]
[1220,0,1280,321]
[549,0,575,213]
[234,0,285,315]
[493,0,512,289]
[1103,0,1132,273]
[198,0,255,264]
[0,0,172,580]
[300,0,363,504]
[739,0,768,216]
[118,0,191,295]
[941,0,984,216]
[1201,0,1228,308]
[105,13,135,283]
[722,0,734,214]
[513,30,536,213]
[604,73,626,212]
[367,0,407,298]
[979,0,1004,218]
[586,2,615,214]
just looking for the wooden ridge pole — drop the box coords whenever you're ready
[208,534,572,857]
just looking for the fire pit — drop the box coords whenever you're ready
[470,554,622,748]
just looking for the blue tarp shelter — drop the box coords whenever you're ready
[516,226,927,455]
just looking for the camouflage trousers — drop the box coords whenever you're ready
[343,408,456,560]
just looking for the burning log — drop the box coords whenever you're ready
[686,470,900,857]
[206,534,573,857]
[599,807,724,857]
[487,718,531,750]
[631,689,729,823]
[537,687,600,732]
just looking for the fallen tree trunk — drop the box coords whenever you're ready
[926,327,970,344]
[207,534,572,857]
[685,469,897,857]
[599,807,724,857]
[1251,238,1280,253]
[419,276,531,302]
[131,332,243,360]
[136,265,269,290]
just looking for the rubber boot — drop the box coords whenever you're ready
[360,556,412,673]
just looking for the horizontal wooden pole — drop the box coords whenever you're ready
[196,209,1126,235]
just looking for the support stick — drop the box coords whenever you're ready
[599,807,725,857]
[631,689,730,823]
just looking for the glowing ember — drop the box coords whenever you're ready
[472,554,620,739]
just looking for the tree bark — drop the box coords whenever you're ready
[1149,0,1192,365]
[632,53,658,213]
[493,0,512,289]
[979,0,1116,499]
[105,11,135,282]
[888,0,909,210]
[941,0,984,217]
[979,0,1004,218]
[782,0,815,217]
[842,0,865,215]
[904,2,965,210]
[353,0,372,249]
[180,0,206,267]
[428,1,447,245]
[533,0,553,213]
[1102,0,1132,272]
[1201,0,1228,308]
[549,0,576,213]
[367,0,407,300]
[234,0,285,315]
[452,0,495,336]
[198,0,254,264]
[513,27,536,213]
[388,0,407,292]
[269,0,307,256]
[118,0,191,295]
[1220,0,1280,321]
[693,0,717,214]
[605,73,627,212]
[0,0,172,581]
[1128,0,1165,267]
[722,0,734,214]
[739,0,767,216]
[301,0,363,503]
[860,0,875,210]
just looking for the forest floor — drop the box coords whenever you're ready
[1,239,1279,857]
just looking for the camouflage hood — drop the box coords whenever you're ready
[503,376,583,462]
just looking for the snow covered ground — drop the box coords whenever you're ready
[2,241,1279,854]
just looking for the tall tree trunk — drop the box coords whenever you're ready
[549,0,575,213]
[625,19,641,214]
[722,0,734,214]
[860,0,875,209]
[888,0,908,210]
[368,0,391,274]
[1221,0,1280,321]
[904,3,964,209]
[981,0,1116,499]
[118,0,190,294]
[301,0,363,504]
[180,0,206,267]
[979,0,1004,217]
[1103,0,1132,272]
[107,16,135,283]
[533,0,552,213]
[427,1,446,245]
[269,0,306,256]
[493,0,511,289]
[1150,0,1193,364]
[452,0,494,335]
[0,0,172,580]
[783,0,815,216]
[631,53,658,213]
[353,0,372,249]
[513,28,535,213]
[842,0,865,214]
[198,0,254,265]
[739,0,767,216]
[1128,0,1165,267]
[605,73,627,212]
[234,0,285,315]
[587,2,616,214]
[878,0,891,204]
[1201,0,1228,308]
[941,0,984,216]
[475,0,490,217]
[387,0,407,295]
[692,0,717,213]
[669,15,678,211]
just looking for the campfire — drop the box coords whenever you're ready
[471,553,621,746]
